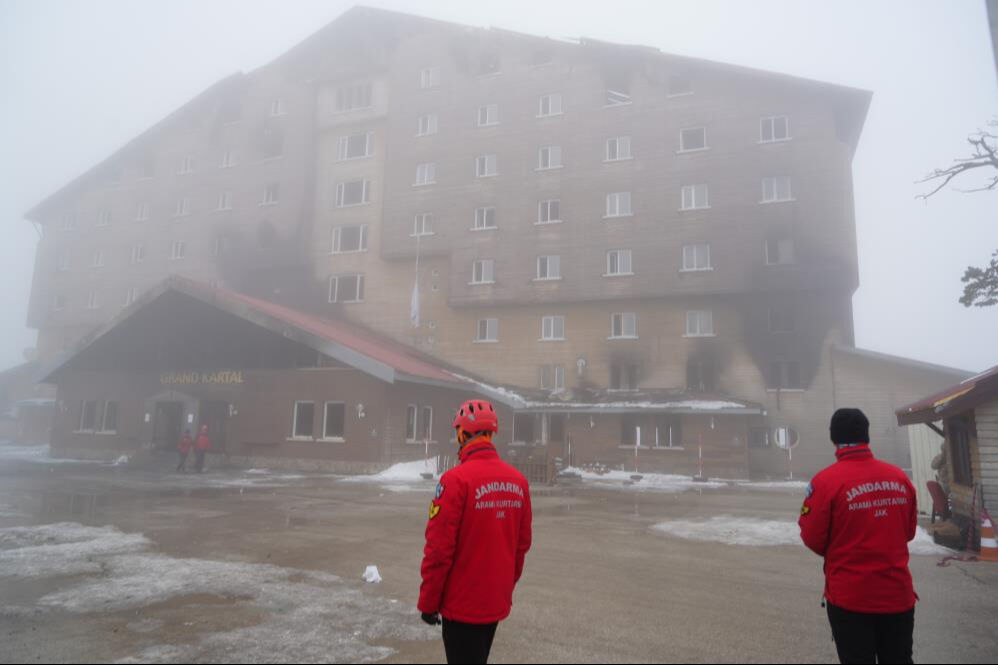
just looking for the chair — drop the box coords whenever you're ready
[926,480,952,524]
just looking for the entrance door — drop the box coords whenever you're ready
[152,402,183,451]
[197,400,229,452]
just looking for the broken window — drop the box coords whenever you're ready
[610,364,639,391]
[768,360,802,390]
[338,132,374,160]
[332,225,368,254]
[513,413,538,444]
[328,274,365,303]
[336,180,370,207]
[686,357,716,393]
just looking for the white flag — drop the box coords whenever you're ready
[410,280,420,328]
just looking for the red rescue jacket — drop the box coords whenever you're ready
[418,437,533,624]
[178,434,193,453]
[194,433,211,451]
[799,444,918,613]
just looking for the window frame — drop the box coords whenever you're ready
[331,224,369,254]
[610,312,637,339]
[678,127,708,153]
[605,249,634,277]
[760,115,791,143]
[471,259,495,285]
[685,310,715,337]
[328,274,365,304]
[322,401,346,441]
[475,318,499,343]
[291,401,316,440]
[473,207,497,231]
[540,315,566,341]
[680,184,710,211]
[605,136,632,161]
[681,243,713,272]
[537,93,564,117]
[605,191,633,218]
[761,176,794,203]
[535,255,561,281]
[336,180,371,208]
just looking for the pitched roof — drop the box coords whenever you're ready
[896,364,998,426]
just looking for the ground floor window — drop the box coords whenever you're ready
[420,406,433,441]
[406,405,418,441]
[948,418,974,486]
[548,414,566,443]
[78,400,98,432]
[99,401,118,433]
[655,416,682,448]
[292,401,315,439]
[323,402,345,440]
[513,413,538,444]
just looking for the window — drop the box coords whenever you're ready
[477,104,499,127]
[682,244,712,271]
[769,305,797,334]
[766,238,796,265]
[78,400,98,432]
[217,191,233,211]
[178,156,195,174]
[96,209,112,227]
[762,176,793,203]
[87,290,99,310]
[605,192,632,217]
[292,401,315,438]
[420,406,433,441]
[131,244,145,264]
[537,145,563,170]
[606,249,633,276]
[679,127,707,152]
[540,365,565,392]
[681,184,710,210]
[53,294,66,311]
[405,405,418,441]
[667,74,692,96]
[541,315,565,341]
[261,183,280,206]
[686,358,715,392]
[538,93,563,117]
[476,318,499,342]
[606,136,632,161]
[270,98,286,116]
[621,416,642,447]
[655,416,682,449]
[57,254,69,271]
[336,180,370,207]
[174,198,191,217]
[220,150,236,168]
[476,154,498,177]
[323,402,345,440]
[328,274,365,303]
[337,132,373,161]
[536,255,561,280]
[99,401,118,433]
[61,213,77,230]
[472,259,495,284]
[686,310,714,337]
[332,225,369,254]
[605,86,631,106]
[760,115,790,142]
[768,360,802,390]
[335,83,373,112]
[513,413,538,444]
[413,213,433,237]
[134,203,149,221]
[610,364,639,391]
[213,237,226,257]
[420,66,441,89]
[417,114,438,136]
[611,312,637,339]
[91,249,105,269]
[415,162,436,185]
[537,199,561,224]
[170,241,186,260]
[474,207,496,230]
[949,418,974,485]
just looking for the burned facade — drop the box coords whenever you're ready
[22,7,968,476]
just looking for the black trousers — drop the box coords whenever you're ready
[177,450,189,472]
[827,602,914,664]
[441,619,498,665]
[194,450,206,473]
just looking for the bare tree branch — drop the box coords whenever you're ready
[917,118,998,200]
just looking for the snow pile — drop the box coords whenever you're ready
[2,522,433,663]
[562,467,725,493]
[652,517,953,556]
[0,442,103,465]
[113,455,130,467]
[341,458,437,483]
[362,565,382,583]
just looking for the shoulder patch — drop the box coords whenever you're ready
[435,482,445,500]
[429,502,441,520]
[805,482,814,499]
[801,504,811,517]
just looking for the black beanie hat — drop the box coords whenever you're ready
[830,408,870,444]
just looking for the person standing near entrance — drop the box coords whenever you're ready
[418,399,532,665]
[177,429,193,473]
[799,408,918,664]
[194,424,212,473]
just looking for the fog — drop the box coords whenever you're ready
[1,0,996,373]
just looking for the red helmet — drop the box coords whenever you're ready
[452,399,498,436]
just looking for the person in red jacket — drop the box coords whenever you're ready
[193,424,211,474]
[418,399,532,665]
[176,429,193,473]
[799,408,918,664]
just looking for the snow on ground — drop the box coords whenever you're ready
[562,467,726,493]
[340,458,438,484]
[735,480,809,491]
[1,522,432,663]
[651,516,953,555]
[0,442,104,466]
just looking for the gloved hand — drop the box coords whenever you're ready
[421,612,441,626]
